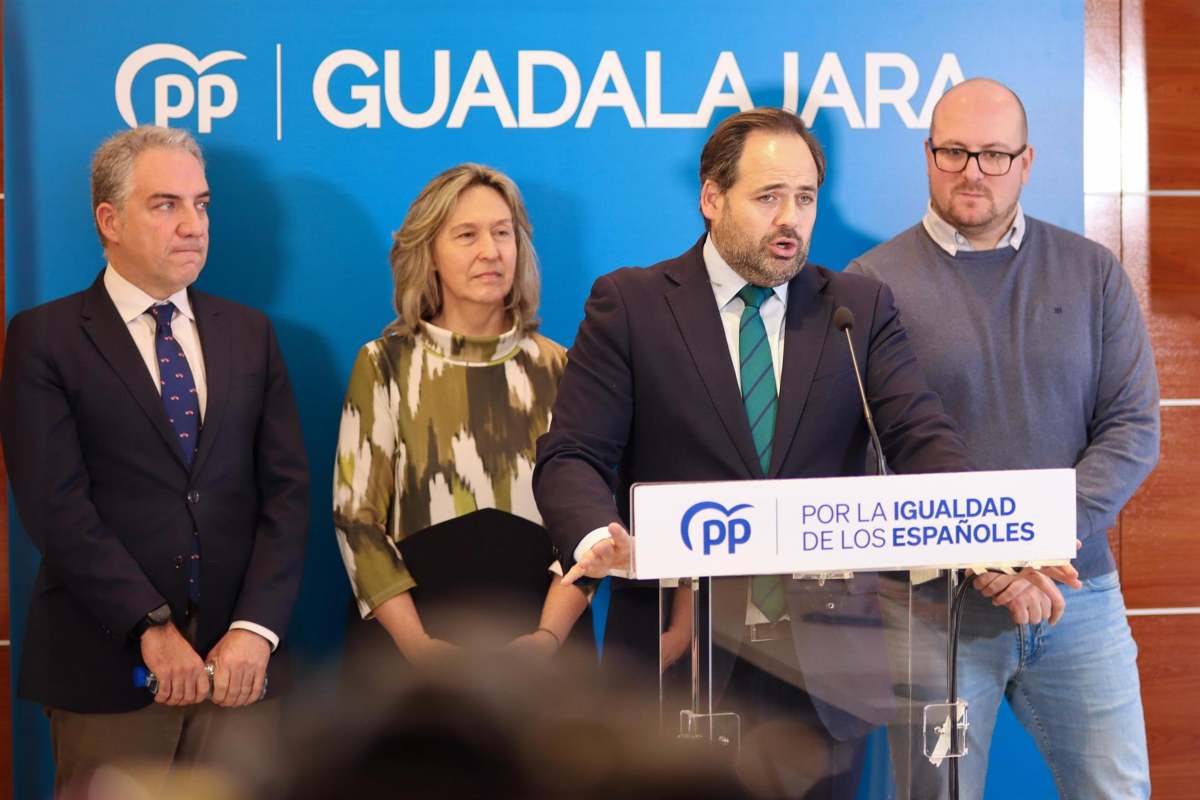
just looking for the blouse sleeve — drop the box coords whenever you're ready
[333,342,416,618]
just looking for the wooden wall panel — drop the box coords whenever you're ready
[1131,614,1200,798]
[1121,195,1151,314]
[1121,408,1200,608]
[1149,197,1200,290]
[1147,197,1200,401]
[1145,0,1200,188]
[1120,1,1200,797]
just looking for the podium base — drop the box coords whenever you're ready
[679,709,741,756]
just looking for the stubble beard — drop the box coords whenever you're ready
[712,214,808,288]
[932,179,1019,243]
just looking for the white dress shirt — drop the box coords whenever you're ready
[103,266,208,416]
[103,265,279,650]
[922,201,1026,255]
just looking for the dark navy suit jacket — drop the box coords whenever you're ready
[0,271,309,713]
[534,237,971,738]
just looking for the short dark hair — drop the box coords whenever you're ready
[700,108,826,194]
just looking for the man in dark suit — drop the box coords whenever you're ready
[533,108,972,798]
[0,126,309,792]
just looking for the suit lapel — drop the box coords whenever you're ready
[79,275,189,469]
[769,265,831,477]
[664,240,762,478]
[189,289,230,478]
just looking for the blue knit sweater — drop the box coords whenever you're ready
[848,216,1160,579]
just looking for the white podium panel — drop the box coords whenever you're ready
[631,469,1075,579]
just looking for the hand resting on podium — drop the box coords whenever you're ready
[561,522,633,586]
[973,540,1084,625]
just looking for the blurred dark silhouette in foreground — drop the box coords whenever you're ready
[256,632,749,800]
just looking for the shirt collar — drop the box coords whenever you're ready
[921,201,1026,256]
[103,264,195,323]
[702,235,789,309]
[417,319,522,365]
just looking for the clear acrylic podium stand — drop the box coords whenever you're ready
[623,468,1074,797]
[641,572,964,799]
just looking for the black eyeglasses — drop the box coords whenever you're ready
[928,140,1028,176]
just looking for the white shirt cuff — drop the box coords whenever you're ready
[574,526,631,579]
[230,620,279,651]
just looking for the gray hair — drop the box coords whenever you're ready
[91,126,205,246]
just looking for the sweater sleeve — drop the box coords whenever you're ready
[1072,252,1161,541]
[333,342,416,618]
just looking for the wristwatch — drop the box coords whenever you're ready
[130,603,172,640]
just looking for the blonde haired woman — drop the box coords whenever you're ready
[334,164,586,662]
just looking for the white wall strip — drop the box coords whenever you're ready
[1162,399,1200,407]
[1085,189,1200,197]
[275,44,283,142]
[1127,607,1200,617]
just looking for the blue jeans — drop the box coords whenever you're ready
[885,571,1149,800]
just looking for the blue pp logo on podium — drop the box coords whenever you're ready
[630,469,1078,580]
[680,501,753,555]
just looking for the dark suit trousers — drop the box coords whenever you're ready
[727,638,867,800]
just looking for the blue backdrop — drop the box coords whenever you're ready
[5,2,1082,796]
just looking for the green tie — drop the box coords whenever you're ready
[738,284,786,622]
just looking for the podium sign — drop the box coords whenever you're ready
[630,469,1075,579]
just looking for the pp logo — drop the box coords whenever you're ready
[680,501,752,555]
[115,44,247,133]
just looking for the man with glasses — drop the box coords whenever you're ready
[848,78,1158,798]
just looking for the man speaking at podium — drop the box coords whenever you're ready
[534,108,973,798]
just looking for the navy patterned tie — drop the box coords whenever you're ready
[737,285,786,623]
[149,303,202,603]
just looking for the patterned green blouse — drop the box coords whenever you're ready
[334,321,567,617]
